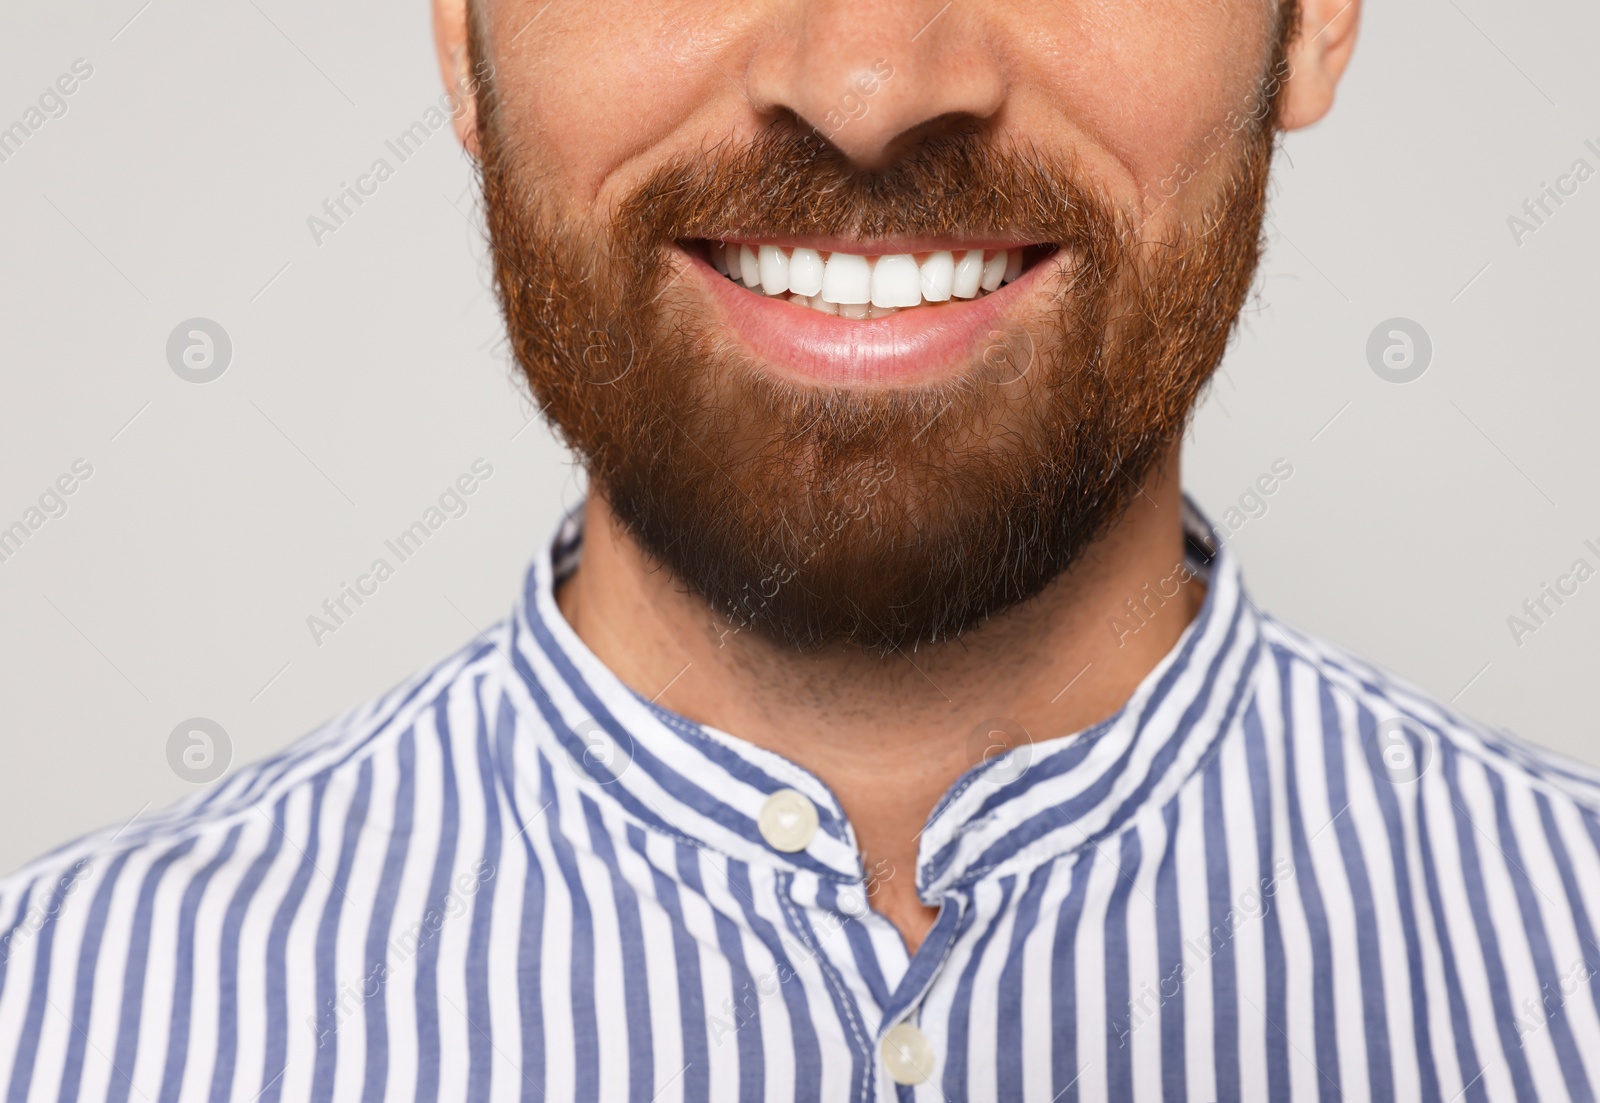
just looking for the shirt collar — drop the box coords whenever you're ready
[505,497,1264,896]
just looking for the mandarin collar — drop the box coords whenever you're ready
[503,498,1264,899]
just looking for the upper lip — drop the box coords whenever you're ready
[688,234,1049,254]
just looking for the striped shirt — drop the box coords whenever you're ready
[3,499,1600,1102]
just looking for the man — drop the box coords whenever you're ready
[3,0,1598,1098]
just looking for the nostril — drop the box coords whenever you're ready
[745,33,1006,172]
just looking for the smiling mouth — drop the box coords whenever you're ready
[688,239,1058,319]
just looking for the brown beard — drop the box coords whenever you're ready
[470,23,1290,655]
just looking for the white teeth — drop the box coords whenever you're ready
[820,252,872,305]
[951,250,984,298]
[980,250,1007,292]
[919,251,954,302]
[758,244,789,296]
[870,254,922,308]
[711,241,1032,315]
[788,248,824,297]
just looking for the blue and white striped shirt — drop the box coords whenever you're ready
[4,501,1600,1101]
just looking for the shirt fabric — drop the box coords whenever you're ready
[3,499,1600,1102]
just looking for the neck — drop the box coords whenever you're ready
[555,449,1204,952]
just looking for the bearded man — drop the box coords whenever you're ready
[4,0,1600,1099]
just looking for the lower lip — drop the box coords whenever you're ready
[681,245,1057,387]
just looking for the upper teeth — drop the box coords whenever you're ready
[708,242,1027,317]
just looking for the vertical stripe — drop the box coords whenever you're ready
[1536,796,1600,1036]
[106,837,199,1103]
[360,728,417,1103]
[1104,829,1142,1100]
[0,883,38,1007]
[154,824,244,1103]
[1483,768,1591,1101]
[629,829,707,1102]
[1354,705,1442,1103]
[1439,744,1536,1100]
[728,865,822,1103]
[1242,700,1290,1100]
[1412,765,1489,1103]
[678,848,764,1103]
[1277,658,1341,1103]
[1318,683,1393,1100]
[208,797,290,1103]
[310,759,375,1103]
[467,688,505,1103]
[415,697,463,1103]
[499,708,547,1103]
[1202,748,1240,1101]
[996,864,1053,1100]
[942,877,1017,1094]
[262,778,331,1103]
[1050,849,1096,1102]
[581,794,654,1101]
[541,753,599,1102]
[60,850,136,1103]
[1154,796,1188,1101]
[6,859,94,1103]
[826,881,892,1014]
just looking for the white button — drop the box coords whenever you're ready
[758,789,819,853]
[881,1021,935,1085]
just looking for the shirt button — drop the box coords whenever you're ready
[881,1021,935,1085]
[835,888,868,918]
[758,789,819,853]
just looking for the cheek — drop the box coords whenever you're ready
[488,3,758,215]
[1015,1,1275,213]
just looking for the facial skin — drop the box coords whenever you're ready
[432,0,1359,949]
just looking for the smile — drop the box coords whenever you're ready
[683,237,1062,386]
[702,240,1049,318]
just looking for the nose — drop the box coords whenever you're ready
[745,1,1007,170]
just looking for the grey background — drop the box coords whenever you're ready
[0,0,1595,877]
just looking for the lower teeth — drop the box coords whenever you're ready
[732,273,997,315]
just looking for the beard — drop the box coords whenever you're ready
[471,30,1287,656]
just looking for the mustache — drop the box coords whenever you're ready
[610,122,1125,261]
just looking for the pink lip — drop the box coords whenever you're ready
[713,234,1040,255]
[681,245,1060,387]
